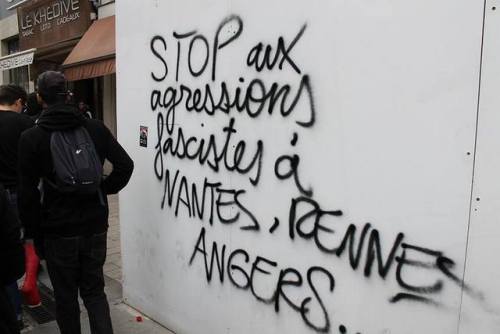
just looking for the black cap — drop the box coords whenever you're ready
[37,71,66,98]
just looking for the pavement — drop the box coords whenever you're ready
[20,195,175,334]
[104,195,123,283]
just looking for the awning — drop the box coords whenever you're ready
[62,16,115,81]
[0,48,35,71]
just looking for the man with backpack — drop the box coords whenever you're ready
[18,71,134,334]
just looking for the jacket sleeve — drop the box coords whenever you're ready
[0,187,25,284]
[17,132,42,240]
[101,126,134,195]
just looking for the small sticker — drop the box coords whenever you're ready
[140,126,148,147]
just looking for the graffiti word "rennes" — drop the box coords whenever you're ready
[287,196,483,305]
[190,227,347,334]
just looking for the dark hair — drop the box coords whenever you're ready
[0,84,27,106]
[25,92,42,117]
[37,71,67,105]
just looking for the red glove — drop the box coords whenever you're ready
[21,243,41,307]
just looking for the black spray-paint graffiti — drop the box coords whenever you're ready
[189,227,336,333]
[148,14,485,334]
[159,167,260,231]
[286,198,483,305]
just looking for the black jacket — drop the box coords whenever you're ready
[18,103,134,238]
[0,110,34,188]
[0,184,24,285]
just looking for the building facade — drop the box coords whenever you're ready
[0,0,116,136]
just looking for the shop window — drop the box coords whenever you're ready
[7,39,30,92]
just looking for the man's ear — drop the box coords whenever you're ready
[36,93,47,108]
[14,98,24,113]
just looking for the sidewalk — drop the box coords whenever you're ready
[104,194,123,282]
[21,195,175,334]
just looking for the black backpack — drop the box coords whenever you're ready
[47,126,103,195]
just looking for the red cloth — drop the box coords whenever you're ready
[21,243,40,307]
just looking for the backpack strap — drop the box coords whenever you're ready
[42,177,58,190]
[41,177,106,207]
[97,188,105,206]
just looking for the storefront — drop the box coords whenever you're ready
[0,46,34,91]
[0,0,28,88]
[62,14,116,135]
[0,0,117,136]
[17,0,95,108]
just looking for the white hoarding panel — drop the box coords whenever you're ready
[116,1,499,333]
[459,2,500,334]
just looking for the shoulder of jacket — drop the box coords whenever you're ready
[85,119,111,134]
[23,125,42,135]
[21,126,47,144]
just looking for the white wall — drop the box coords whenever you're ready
[116,1,500,333]
[459,1,500,334]
[97,0,114,19]
[0,13,18,85]
[102,74,116,136]
[0,14,17,50]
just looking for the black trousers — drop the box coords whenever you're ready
[44,232,113,334]
[0,287,19,334]
[4,190,23,320]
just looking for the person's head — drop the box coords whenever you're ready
[0,84,27,113]
[78,101,86,111]
[25,92,43,117]
[36,71,67,106]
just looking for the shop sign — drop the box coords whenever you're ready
[0,48,35,71]
[17,0,91,51]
